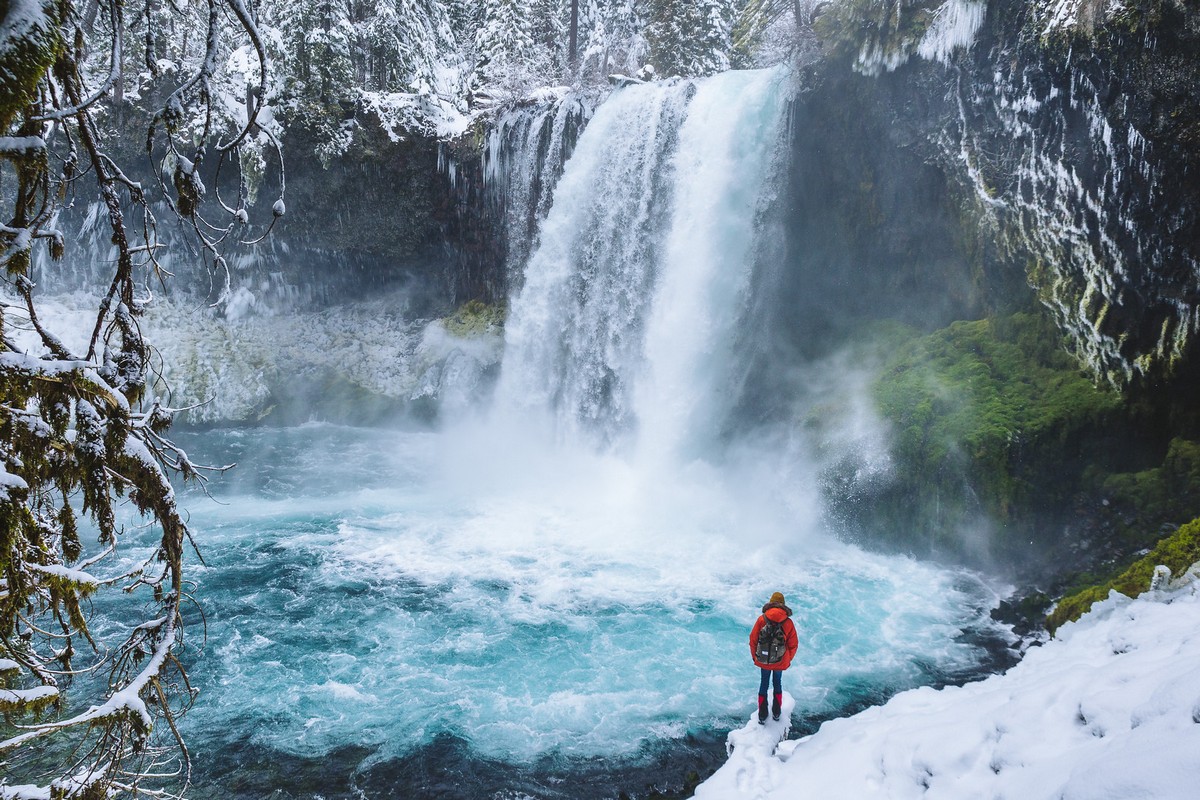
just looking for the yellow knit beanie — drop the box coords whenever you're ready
[769,591,785,605]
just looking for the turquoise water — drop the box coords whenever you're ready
[117,423,1013,797]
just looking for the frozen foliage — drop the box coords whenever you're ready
[945,52,1194,383]
[361,83,473,140]
[697,565,1200,799]
[823,0,987,75]
[244,0,473,158]
[645,0,737,77]
[473,0,541,95]
[917,0,987,64]
[5,0,330,779]
[734,0,809,68]
[0,685,58,708]
[2,278,211,797]
[5,0,815,173]
[228,0,803,153]
[578,0,649,76]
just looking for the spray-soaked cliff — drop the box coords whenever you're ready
[733,0,1200,579]
[775,0,1200,382]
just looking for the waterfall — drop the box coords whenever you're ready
[495,69,792,456]
[482,95,591,288]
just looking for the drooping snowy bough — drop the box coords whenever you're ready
[1,0,281,795]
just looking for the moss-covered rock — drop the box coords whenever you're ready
[825,311,1130,568]
[884,313,1117,523]
[875,312,1122,498]
[1046,516,1200,633]
[1095,439,1200,545]
[442,299,505,337]
[964,0,1200,385]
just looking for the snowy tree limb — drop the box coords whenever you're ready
[2,0,279,794]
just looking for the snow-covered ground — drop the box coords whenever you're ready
[697,567,1200,799]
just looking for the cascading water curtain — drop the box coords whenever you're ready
[497,68,792,457]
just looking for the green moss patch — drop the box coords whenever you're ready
[1099,439,1200,536]
[0,0,66,131]
[872,312,1121,529]
[442,299,504,337]
[1046,516,1200,634]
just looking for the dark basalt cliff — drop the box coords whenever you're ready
[957,0,1200,387]
[783,0,1200,384]
[266,116,501,311]
[774,0,1200,585]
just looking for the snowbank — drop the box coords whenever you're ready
[696,569,1200,799]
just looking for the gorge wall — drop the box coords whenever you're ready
[736,0,1200,582]
[261,0,1199,396]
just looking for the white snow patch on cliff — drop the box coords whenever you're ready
[1035,0,1127,35]
[918,0,988,64]
[7,292,501,423]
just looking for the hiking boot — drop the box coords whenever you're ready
[772,693,782,721]
[757,695,768,724]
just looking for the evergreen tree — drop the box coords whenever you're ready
[357,0,457,94]
[645,0,735,77]
[472,0,539,98]
[599,0,648,75]
[574,0,611,76]
[1,0,278,794]
[268,0,357,157]
[530,0,569,79]
[270,0,356,107]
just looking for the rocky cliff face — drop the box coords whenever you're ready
[782,0,1199,388]
[954,0,1200,386]
[271,94,591,311]
[754,0,1200,577]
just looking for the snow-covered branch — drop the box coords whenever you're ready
[2,0,279,793]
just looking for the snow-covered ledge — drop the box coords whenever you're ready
[695,563,1200,799]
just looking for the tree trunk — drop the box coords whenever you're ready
[569,0,579,71]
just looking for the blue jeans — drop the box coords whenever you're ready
[758,668,782,696]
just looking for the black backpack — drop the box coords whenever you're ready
[755,618,786,665]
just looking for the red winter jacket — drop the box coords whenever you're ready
[749,602,799,670]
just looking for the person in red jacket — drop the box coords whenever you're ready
[749,591,799,723]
